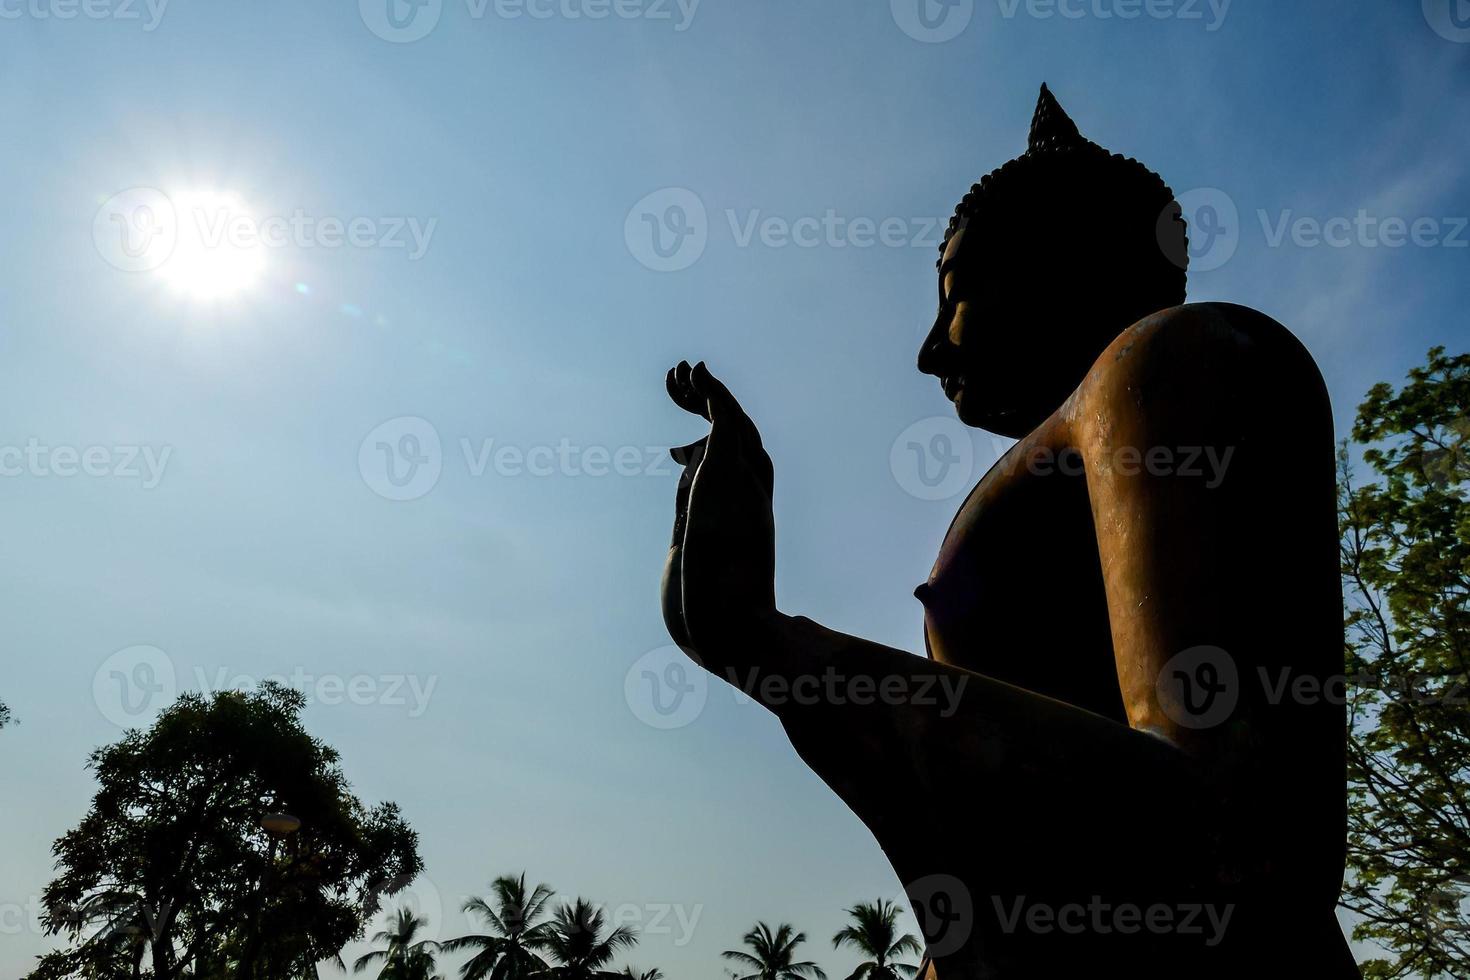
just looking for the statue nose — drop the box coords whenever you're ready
[917,312,952,375]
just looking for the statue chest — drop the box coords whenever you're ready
[918,435,1128,723]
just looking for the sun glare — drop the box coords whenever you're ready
[153,189,267,303]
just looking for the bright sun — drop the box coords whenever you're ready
[154,189,267,302]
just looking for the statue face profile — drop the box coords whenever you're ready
[917,85,1190,438]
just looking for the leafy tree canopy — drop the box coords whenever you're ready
[29,682,422,980]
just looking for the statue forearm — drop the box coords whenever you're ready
[721,613,1198,853]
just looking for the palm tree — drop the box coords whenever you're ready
[442,873,556,980]
[723,922,827,980]
[830,900,922,980]
[353,906,443,980]
[538,898,638,980]
[618,968,663,980]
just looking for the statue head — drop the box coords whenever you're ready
[918,84,1189,436]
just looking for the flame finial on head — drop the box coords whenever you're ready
[1027,83,1088,154]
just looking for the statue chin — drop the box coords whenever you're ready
[954,390,1044,439]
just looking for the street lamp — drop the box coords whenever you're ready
[261,812,302,837]
[239,811,302,980]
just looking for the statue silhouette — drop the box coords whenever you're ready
[662,86,1357,978]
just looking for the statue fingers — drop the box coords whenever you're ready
[691,361,771,496]
[666,361,711,420]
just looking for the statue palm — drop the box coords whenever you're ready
[443,873,556,980]
[830,900,922,980]
[722,922,827,980]
[352,907,443,980]
[538,898,638,980]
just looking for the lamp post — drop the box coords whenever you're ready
[239,811,301,980]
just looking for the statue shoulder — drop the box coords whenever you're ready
[1069,302,1331,433]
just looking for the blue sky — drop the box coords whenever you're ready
[0,0,1467,975]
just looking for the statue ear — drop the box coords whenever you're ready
[1028,83,1086,154]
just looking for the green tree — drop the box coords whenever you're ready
[29,683,423,980]
[442,873,555,980]
[538,898,638,980]
[722,922,827,980]
[353,907,443,980]
[830,899,922,980]
[1339,346,1470,978]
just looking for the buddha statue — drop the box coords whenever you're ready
[661,85,1358,978]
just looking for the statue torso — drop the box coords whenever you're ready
[905,303,1356,976]
[919,411,1127,724]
